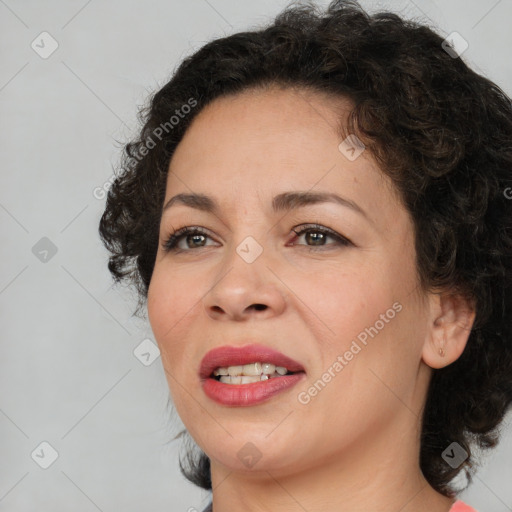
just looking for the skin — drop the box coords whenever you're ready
[147,85,476,512]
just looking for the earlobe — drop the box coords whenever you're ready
[421,292,476,369]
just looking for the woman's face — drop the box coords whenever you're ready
[147,86,433,477]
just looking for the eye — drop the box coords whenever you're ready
[161,223,352,253]
[162,226,218,252]
[290,224,352,249]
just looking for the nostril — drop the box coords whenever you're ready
[252,304,267,311]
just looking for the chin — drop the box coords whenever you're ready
[197,427,304,473]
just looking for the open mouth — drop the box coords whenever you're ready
[211,362,298,384]
[200,344,306,406]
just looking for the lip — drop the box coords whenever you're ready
[199,344,306,407]
[199,344,305,379]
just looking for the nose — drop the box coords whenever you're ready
[203,242,287,322]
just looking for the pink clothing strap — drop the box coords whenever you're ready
[450,500,478,512]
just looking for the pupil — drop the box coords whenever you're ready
[307,232,324,245]
[189,234,205,247]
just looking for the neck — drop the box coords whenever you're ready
[209,407,456,512]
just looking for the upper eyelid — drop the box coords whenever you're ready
[165,223,338,239]
[162,223,351,250]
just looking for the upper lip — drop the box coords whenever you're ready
[199,343,305,379]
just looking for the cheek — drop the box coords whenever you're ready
[286,263,395,342]
[147,265,202,362]
[147,267,207,413]
[295,257,417,376]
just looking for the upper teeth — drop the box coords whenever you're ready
[213,362,289,377]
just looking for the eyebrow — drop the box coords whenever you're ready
[162,191,368,219]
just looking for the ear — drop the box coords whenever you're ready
[422,291,476,369]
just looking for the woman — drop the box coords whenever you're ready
[99,1,512,510]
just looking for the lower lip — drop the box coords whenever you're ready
[202,373,305,406]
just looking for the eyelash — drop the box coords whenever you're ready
[162,223,352,252]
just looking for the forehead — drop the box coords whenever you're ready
[165,86,404,225]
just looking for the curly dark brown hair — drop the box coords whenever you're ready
[99,0,512,498]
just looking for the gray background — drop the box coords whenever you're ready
[1,0,511,510]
